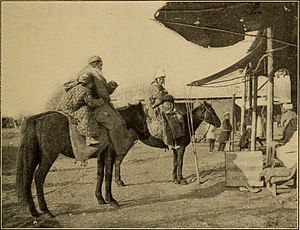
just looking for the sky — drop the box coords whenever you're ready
[1,1,255,116]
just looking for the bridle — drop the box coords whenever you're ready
[201,103,218,127]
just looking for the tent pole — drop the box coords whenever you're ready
[266,27,274,164]
[240,66,247,134]
[248,70,253,111]
[250,74,258,151]
[230,92,236,151]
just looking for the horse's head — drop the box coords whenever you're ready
[120,102,151,140]
[193,101,221,128]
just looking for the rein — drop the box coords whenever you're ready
[196,124,211,143]
[202,103,218,126]
[186,103,213,139]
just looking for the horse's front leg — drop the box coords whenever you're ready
[95,150,107,205]
[105,147,119,207]
[172,149,179,184]
[115,155,126,187]
[177,146,187,185]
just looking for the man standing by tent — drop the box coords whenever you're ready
[146,68,184,148]
[217,112,232,151]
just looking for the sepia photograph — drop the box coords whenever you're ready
[1,1,298,228]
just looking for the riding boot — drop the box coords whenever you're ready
[218,143,225,151]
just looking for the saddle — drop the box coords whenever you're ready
[62,113,109,163]
[147,111,184,147]
[63,113,139,163]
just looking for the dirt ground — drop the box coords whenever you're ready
[1,128,298,228]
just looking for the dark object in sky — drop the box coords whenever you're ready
[154,2,297,48]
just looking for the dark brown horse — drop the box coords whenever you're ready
[115,101,221,186]
[16,102,150,217]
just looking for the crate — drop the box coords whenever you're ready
[225,151,264,187]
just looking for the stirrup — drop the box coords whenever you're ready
[86,137,100,146]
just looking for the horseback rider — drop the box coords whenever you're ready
[146,67,184,147]
[56,74,103,146]
[59,55,129,154]
[75,56,129,155]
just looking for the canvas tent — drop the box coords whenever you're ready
[155,2,298,162]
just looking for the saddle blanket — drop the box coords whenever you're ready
[68,120,109,163]
[147,114,184,147]
[65,115,139,163]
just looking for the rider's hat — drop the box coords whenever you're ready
[154,67,166,80]
[88,56,102,64]
[283,102,293,110]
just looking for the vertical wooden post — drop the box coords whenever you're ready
[248,72,253,111]
[240,67,247,134]
[251,74,258,151]
[231,93,235,151]
[266,27,274,164]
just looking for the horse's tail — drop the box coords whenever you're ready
[16,114,43,206]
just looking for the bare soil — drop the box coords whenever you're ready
[1,128,298,228]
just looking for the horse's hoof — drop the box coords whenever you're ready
[107,199,120,208]
[31,211,41,217]
[179,180,188,185]
[173,179,180,184]
[97,198,107,205]
[116,180,125,187]
[43,211,55,218]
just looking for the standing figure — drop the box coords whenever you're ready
[146,68,184,148]
[280,102,297,143]
[217,112,232,151]
[256,114,265,147]
[69,55,129,155]
[56,74,104,145]
[206,124,217,152]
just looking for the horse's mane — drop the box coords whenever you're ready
[116,104,132,111]
[182,102,206,117]
[192,102,212,111]
[183,102,213,125]
[117,103,140,112]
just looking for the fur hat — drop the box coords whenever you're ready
[154,67,166,80]
[88,56,102,64]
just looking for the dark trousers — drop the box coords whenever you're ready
[208,139,215,151]
[218,143,226,151]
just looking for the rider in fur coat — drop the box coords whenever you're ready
[56,74,104,146]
